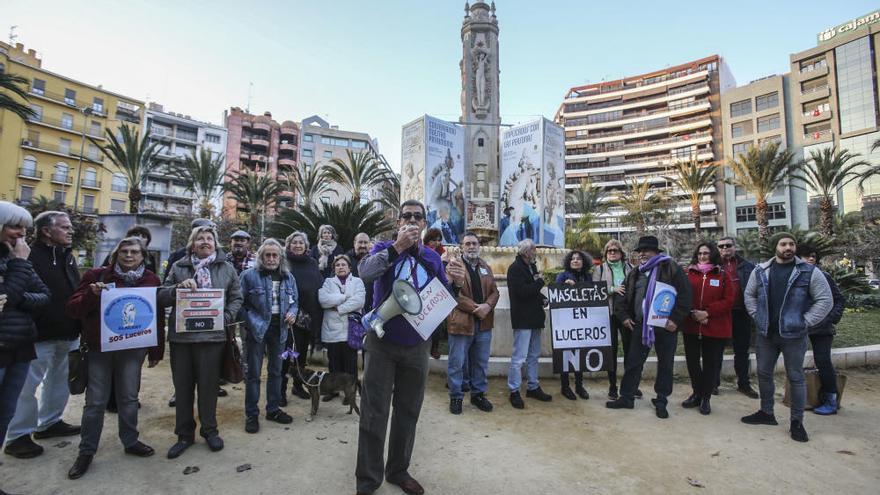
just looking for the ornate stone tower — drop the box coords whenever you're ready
[460,1,500,243]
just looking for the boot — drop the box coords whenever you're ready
[813,393,838,416]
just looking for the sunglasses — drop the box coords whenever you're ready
[717,243,733,249]
[606,249,621,254]
[399,212,425,221]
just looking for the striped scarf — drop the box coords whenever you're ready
[191,253,216,288]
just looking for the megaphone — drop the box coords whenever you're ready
[362,279,422,339]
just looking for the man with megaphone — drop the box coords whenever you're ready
[354,199,466,495]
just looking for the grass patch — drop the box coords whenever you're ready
[834,308,880,348]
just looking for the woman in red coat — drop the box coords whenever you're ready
[682,241,734,415]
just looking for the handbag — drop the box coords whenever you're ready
[68,343,89,395]
[347,311,366,351]
[220,323,244,384]
[293,308,312,332]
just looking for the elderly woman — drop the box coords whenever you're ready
[594,239,635,399]
[239,239,298,434]
[683,241,734,415]
[159,225,242,459]
[65,237,165,479]
[283,231,324,402]
[555,250,593,401]
[0,202,49,493]
[309,224,345,278]
[318,255,365,401]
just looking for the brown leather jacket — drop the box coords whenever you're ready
[447,258,499,335]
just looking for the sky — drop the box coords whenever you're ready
[3,0,878,172]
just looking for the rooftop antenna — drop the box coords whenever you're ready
[9,25,18,45]
[246,82,253,114]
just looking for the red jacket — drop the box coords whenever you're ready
[66,266,165,362]
[684,266,734,339]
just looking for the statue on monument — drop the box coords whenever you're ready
[471,34,490,113]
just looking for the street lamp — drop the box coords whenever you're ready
[72,106,94,212]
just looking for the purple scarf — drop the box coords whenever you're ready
[639,254,672,347]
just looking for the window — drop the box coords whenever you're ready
[53,163,69,183]
[111,174,128,193]
[30,104,42,121]
[734,186,754,200]
[27,130,39,146]
[61,113,74,130]
[730,99,752,118]
[64,88,76,106]
[757,114,780,133]
[53,190,66,204]
[736,203,786,222]
[21,156,38,176]
[755,92,779,112]
[19,185,34,204]
[731,121,752,138]
[320,137,332,145]
[205,133,221,144]
[59,138,72,155]
[732,141,752,157]
[351,140,367,149]
[32,78,45,95]
[83,168,98,187]
[304,134,314,142]
[110,199,126,212]
[333,138,349,146]
[322,150,333,158]
[835,37,878,133]
[83,195,95,212]
[92,97,104,113]
[301,149,314,158]
[89,121,101,137]
[88,144,100,160]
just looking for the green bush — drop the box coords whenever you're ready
[846,293,880,310]
[544,268,563,286]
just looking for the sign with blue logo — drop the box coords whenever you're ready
[100,287,158,352]
[647,281,678,328]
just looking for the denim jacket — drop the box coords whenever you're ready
[744,257,832,339]
[239,268,299,343]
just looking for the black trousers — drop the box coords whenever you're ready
[619,325,677,406]
[170,342,224,440]
[809,333,837,395]
[683,333,725,399]
[607,316,630,390]
[326,341,358,376]
[717,309,753,388]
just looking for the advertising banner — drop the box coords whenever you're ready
[541,120,566,247]
[175,288,225,333]
[499,120,543,246]
[401,118,426,205]
[547,282,613,373]
[424,115,465,244]
[100,287,158,352]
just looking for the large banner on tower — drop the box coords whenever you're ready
[401,118,426,207]
[541,120,566,247]
[499,119,544,246]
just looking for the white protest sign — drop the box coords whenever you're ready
[176,288,225,332]
[547,282,613,372]
[403,277,457,341]
[646,281,677,328]
[100,287,158,352]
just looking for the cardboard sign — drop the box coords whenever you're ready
[547,282,613,373]
[403,277,457,341]
[646,281,677,328]
[100,287,158,352]
[176,288,225,333]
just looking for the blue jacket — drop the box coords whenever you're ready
[744,257,833,340]
[239,268,299,342]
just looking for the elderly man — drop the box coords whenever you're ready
[355,200,466,495]
[717,235,758,398]
[606,235,692,419]
[741,232,832,442]
[227,230,255,275]
[506,238,552,409]
[447,232,499,415]
[5,211,81,459]
[347,232,373,312]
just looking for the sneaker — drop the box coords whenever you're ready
[245,416,260,434]
[790,420,809,442]
[526,387,552,402]
[561,387,577,401]
[651,398,669,419]
[4,435,44,459]
[449,398,463,415]
[814,393,839,416]
[605,397,634,409]
[575,386,590,400]
[741,410,778,425]
[33,420,80,439]
[266,410,293,424]
[608,387,619,400]
[634,388,644,399]
[509,391,525,409]
[470,394,493,412]
[737,384,759,399]
[681,394,701,409]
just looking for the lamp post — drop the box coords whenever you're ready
[72,106,95,212]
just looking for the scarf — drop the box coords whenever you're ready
[317,239,337,271]
[191,253,216,288]
[696,263,714,274]
[639,254,672,347]
[337,274,348,286]
[114,263,145,286]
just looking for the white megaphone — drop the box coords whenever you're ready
[362,279,423,339]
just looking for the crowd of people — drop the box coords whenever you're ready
[0,199,848,495]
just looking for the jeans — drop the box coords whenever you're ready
[170,342,224,440]
[683,334,724,399]
[717,309,753,388]
[0,362,31,446]
[356,333,430,494]
[7,339,79,441]
[756,333,808,421]
[809,334,837,395]
[508,329,542,392]
[620,325,677,406]
[607,316,630,390]
[447,328,492,399]
[79,348,147,456]
[244,324,284,419]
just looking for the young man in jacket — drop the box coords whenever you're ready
[5,211,81,459]
[447,232,499,415]
[718,236,759,398]
[506,238,552,409]
[606,235,692,419]
[741,233,832,442]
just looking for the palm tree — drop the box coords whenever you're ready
[665,158,717,236]
[374,173,401,218]
[325,150,392,204]
[169,148,226,218]
[726,142,800,242]
[284,163,329,207]
[223,170,286,238]
[797,146,871,237]
[268,198,393,247]
[0,72,37,122]
[616,178,670,235]
[25,195,64,215]
[90,125,161,213]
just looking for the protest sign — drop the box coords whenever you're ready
[548,281,612,373]
[176,288,225,332]
[646,281,677,328]
[100,287,158,352]
[403,277,457,341]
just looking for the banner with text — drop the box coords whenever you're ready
[100,287,158,352]
[548,281,612,373]
[176,288,225,333]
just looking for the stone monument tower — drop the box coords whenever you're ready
[460,1,500,243]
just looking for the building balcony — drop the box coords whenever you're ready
[253,121,271,133]
[21,139,102,164]
[17,168,42,180]
[175,132,198,143]
[797,62,828,82]
[251,137,270,149]
[51,173,73,185]
[567,115,712,145]
[800,85,830,102]
[566,100,712,131]
[280,125,297,138]
[28,89,107,117]
[803,129,833,144]
[278,157,296,169]
[111,184,129,193]
[81,206,99,215]
[279,142,296,153]
[567,131,713,160]
[252,153,268,165]
[563,85,711,118]
[565,150,715,178]
[28,114,105,139]
[149,127,173,140]
[81,178,101,190]
[565,69,709,103]
[802,108,832,124]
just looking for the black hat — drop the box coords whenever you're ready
[634,235,663,253]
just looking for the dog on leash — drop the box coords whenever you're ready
[297,368,360,421]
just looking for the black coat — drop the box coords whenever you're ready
[0,245,51,350]
[811,271,845,336]
[506,255,546,329]
[287,253,324,335]
[309,243,345,279]
[28,240,80,341]
[346,249,373,312]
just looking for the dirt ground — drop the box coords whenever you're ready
[2,364,878,495]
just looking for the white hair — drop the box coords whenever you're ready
[285,231,310,251]
[255,238,289,273]
[0,201,33,228]
[517,238,536,256]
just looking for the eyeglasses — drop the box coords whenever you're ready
[717,243,733,249]
[399,212,425,221]
[606,249,621,254]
